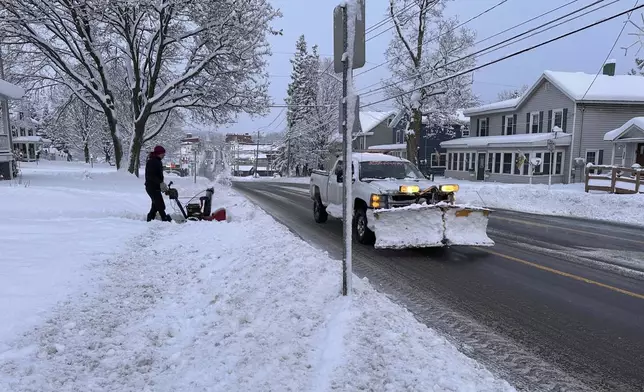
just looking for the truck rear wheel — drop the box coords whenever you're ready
[313,197,328,223]
[353,207,375,245]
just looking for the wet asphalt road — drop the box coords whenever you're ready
[233,181,644,392]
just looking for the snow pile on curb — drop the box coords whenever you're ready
[444,179,644,227]
[0,161,514,391]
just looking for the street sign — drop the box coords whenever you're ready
[333,0,366,74]
[338,95,362,134]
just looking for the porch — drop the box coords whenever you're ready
[12,136,50,162]
[603,117,644,168]
[440,132,572,184]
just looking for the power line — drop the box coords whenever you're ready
[360,0,616,99]
[355,0,589,88]
[365,0,441,43]
[357,0,512,77]
[365,1,417,35]
[360,3,644,109]
[581,0,640,100]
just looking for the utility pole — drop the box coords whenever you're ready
[255,129,260,177]
[333,0,365,297]
[193,142,198,184]
[286,134,291,177]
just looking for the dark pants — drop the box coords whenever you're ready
[146,188,170,221]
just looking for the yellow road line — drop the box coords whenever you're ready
[491,215,644,246]
[475,247,644,301]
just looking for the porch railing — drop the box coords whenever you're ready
[585,165,642,194]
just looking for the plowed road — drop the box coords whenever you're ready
[233,180,644,392]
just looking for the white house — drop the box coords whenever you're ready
[0,78,25,179]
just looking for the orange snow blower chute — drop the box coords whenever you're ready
[165,181,227,222]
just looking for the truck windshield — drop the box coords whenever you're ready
[359,161,425,180]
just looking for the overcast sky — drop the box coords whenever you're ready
[215,0,643,136]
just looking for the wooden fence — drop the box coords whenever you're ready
[585,165,642,194]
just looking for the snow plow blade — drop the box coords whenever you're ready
[367,204,494,249]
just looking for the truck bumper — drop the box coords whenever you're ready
[366,204,494,249]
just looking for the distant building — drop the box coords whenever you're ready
[11,110,50,162]
[225,142,278,176]
[225,133,253,144]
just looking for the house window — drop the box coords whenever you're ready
[479,118,489,137]
[543,152,552,175]
[514,153,522,175]
[503,153,512,174]
[447,153,452,170]
[523,153,530,175]
[494,153,501,173]
[462,127,470,137]
[20,127,26,136]
[19,112,24,120]
[555,152,563,174]
[530,112,539,133]
[451,153,457,171]
[585,149,599,165]
[28,128,34,136]
[553,109,564,129]
[431,153,446,168]
[487,153,493,172]
[504,116,515,135]
[458,153,464,171]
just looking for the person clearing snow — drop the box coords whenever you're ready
[145,145,172,222]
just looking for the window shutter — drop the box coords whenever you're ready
[501,115,506,135]
[476,118,480,137]
[547,110,552,132]
[525,113,530,133]
[512,114,517,134]
[486,117,490,136]
[598,150,603,165]
[538,111,544,133]
[562,108,568,131]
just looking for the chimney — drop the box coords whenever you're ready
[602,59,616,76]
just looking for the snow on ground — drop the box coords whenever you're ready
[435,176,644,228]
[0,160,514,391]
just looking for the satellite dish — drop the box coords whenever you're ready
[530,157,542,166]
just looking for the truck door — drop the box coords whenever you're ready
[329,160,343,205]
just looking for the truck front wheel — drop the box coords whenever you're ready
[313,197,328,223]
[353,207,375,245]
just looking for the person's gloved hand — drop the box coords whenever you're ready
[160,182,169,192]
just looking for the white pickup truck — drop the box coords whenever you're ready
[309,152,493,249]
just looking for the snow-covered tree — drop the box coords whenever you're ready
[50,95,104,163]
[629,58,644,76]
[0,0,281,175]
[497,84,529,101]
[384,0,478,165]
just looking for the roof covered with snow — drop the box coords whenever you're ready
[440,131,572,149]
[13,136,49,143]
[353,152,407,162]
[464,70,644,116]
[359,111,396,133]
[462,97,520,116]
[368,143,407,151]
[544,70,644,102]
[604,117,644,141]
[0,79,25,100]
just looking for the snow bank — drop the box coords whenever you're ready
[442,177,644,227]
[232,175,310,184]
[0,160,514,391]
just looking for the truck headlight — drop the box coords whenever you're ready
[370,194,387,209]
[399,185,420,194]
[439,184,459,193]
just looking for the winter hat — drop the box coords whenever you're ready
[153,145,166,155]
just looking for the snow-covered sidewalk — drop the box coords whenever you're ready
[0,161,513,391]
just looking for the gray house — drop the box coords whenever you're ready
[441,61,644,184]
[0,78,25,179]
[352,110,397,150]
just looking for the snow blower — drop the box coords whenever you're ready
[165,181,227,222]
